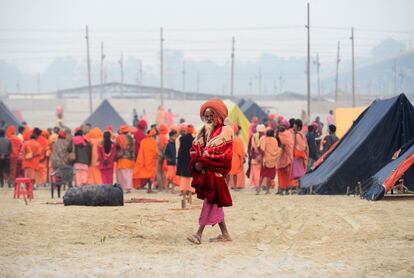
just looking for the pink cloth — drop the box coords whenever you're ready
[179,176,195,193]
[249,163,261,188]
[74,163,88,187]
[100,167,114,184]
[326,114,334,126]
[116,168,133,190]
[72,136,87,146]
[199,199,224,226]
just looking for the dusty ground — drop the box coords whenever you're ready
[1,187,414,277]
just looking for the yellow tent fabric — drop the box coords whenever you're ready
[224,100,251,144]
[335,106,366,138]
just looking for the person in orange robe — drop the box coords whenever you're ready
[165,108,176,129]
[115,125,135,193]
[22,131,42,183]
[85,127,103,185]
[256,128,281,194]
[276,120,294,194]
[291,119,309,189]
[157,124,169,190]
[133,120,147,188]
[6,125,22,187]
[32,128,48,186]
[134,128,158,193]
[228,125,245,190]
[156,105,166,126]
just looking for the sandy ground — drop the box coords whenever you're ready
[1,187,414,277]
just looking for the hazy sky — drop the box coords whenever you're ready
[1,0,413,73]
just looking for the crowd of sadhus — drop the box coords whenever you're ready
[0,106,338,197]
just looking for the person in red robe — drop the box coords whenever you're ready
[187,98,233,245]
[98,131,116,184]
[6,125,22,187]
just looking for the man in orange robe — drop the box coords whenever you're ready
[277,120,294,194]
[134,128,158,193]
[6,125,22,187]
[156,105,166,126]
[85,127,103,185]
[133,120,147,188]
[228,125,245,190]
[33,128,48,186]
[22,131,42,183]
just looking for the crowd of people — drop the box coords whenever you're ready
[245,111,338,195]
[0,104,338,201]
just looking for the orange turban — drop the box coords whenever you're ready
[269,114,275,120]
[200,98,228,122]
[86,127,102,140]
[119,125,130,134]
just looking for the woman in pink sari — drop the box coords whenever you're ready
[98,131,116,184]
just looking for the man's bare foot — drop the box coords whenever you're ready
[209,234,232,242]
[187,234,201,245]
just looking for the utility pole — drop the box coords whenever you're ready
[350,27,356,107]
[393,58,397,95]
[196,72,200,92]
[248,79,253,95]
[182,61,186,91]
[100,41,105,99]
[85,25,93,114]
[335,40,341,103]
[160,27,164,106]
[118,52,124,84]
[258,67,262,95]
[314,53,321,99]
[230,36,235,99]
[306,2,311,119]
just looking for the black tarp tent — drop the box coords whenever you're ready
[240,100,268,122]
[362,140,414,200]
[84,99,127,131]
[300,94,414,195]
[0,101,21,127]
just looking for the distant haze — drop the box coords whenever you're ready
[0,0,413,95]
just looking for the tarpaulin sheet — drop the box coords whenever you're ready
[300,94,414,195]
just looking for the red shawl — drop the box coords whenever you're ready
[190,124,233,207]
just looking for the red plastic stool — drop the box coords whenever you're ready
[14,178,34,200]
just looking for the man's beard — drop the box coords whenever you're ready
[204,122,215,139]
